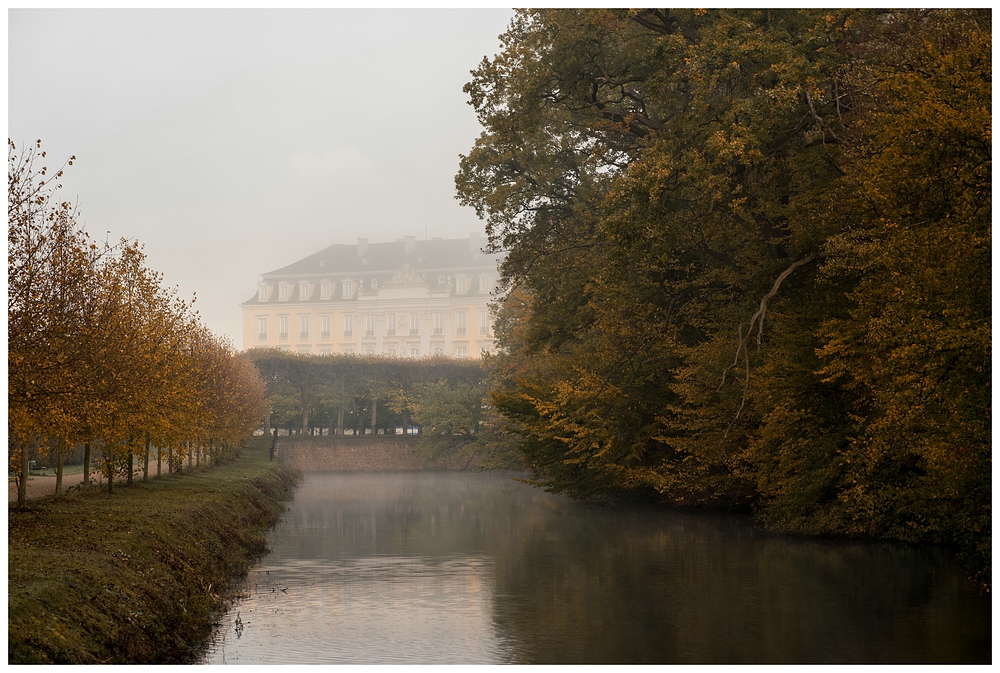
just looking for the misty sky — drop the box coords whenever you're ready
[9,9,514,349]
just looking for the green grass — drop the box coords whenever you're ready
[8,439,298,664]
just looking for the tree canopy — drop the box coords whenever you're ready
[457,10,990,585]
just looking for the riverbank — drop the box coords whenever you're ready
[8,440,298,664]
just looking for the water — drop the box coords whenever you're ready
[201,472,990,664]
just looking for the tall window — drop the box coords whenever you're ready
[343,344,355,355]
[479,276,489,293]
[455,310,467,336]
[342,280,353,298]
[385,312,396,336]
[456,276,466,294]
[343,314,354,338]
[479,309,490,336]
[385,348,396,357]
[320,314,331,340]
[299,282,309,300]
[409,347,420,358]
[432,312,444,335]
[299,315,309,339]
[278,316,289,340]
[365,314,375,338]
[320,282,331,300]
[409,312,419,336]
[279,283,289,300]
[258,285,268,301]
[257,317,268,341]
[455,345,468,358]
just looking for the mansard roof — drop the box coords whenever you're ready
[262,235,499,279]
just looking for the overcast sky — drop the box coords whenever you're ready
[9,9,514,349]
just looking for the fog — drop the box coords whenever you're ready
[9,9,514,348]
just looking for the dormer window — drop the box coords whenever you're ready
[278,283,289,301]
[258,285,268,302]
[342,280,353,298]
[370,278,378,290]
[456,276,466,294]
[438,275,447,285]
[320,281,331,300]
[298,282,309,300]
[479,275,490,294]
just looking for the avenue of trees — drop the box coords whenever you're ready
[9,140,268,507]
[456,10,990,584]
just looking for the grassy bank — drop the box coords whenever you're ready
[8,439,298,664]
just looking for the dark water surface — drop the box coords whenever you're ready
[201,472,990,664]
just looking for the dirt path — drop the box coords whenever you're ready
[8,471,99,502]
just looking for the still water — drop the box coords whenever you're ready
[202,472,990,664]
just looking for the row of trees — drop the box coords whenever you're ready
[457,10,990,584]
[9,140,268,506]
[246,350,521,469]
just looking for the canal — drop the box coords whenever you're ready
[201,471,990,664]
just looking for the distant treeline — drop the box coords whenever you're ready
[456,10,990,586]
[244,350,521,468]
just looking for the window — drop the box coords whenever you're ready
[342,280,353,298]
[409,347,420,358]
[456,276,466,294]
[432,312,443,336]
[299,282,309,300]
[278,316,289,340]
[455,345,468,359]
[299,315,309,340]
[297,345,311,354]
[343,344,355,355]
[365,348,375,356]
[371,278,378,290]
[479,276,489,293]
[257,317,268,341]
[320,314,331,340]
[385,348,396,357]
[365,314,375,338]
[385,312,396,336]
[258,285,268,302]
[279,283,289,301]
[479,309,490,336]
[455,310,467,336]
[320,282,331,300]
[318,345,332,355]
[343,314,353,338]
[409,312,419,336]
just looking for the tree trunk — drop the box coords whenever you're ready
[55,438,65,496]
[127,446,134,486]
[17,438,30,507]
[107,444,114,495]
[168,445,173,474]
[337,405,345,436]
[371,398,378,434]
[157,444,162,478]
[270,427,277,461]
[144,432,150,481]
[83,442,91,492]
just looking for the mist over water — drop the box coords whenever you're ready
[202,472,990,664]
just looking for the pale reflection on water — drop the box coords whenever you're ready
[201,472,990,664]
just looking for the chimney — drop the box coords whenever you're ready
[357,238,368,257]
[470,231,482,255]
[404,235,416,255]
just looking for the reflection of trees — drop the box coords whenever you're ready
[486,506,990,663]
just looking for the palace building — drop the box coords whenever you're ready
[242,233,501,358]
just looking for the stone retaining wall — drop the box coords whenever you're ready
[276,435,478,472]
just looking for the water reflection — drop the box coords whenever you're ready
[202,472,990,664]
